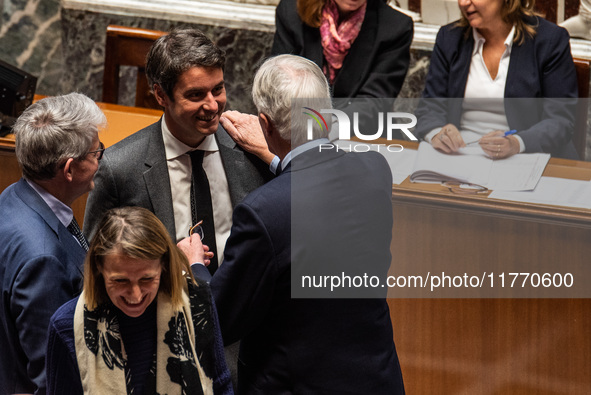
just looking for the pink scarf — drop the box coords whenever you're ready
[319,0,367,84]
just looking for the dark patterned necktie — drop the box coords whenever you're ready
[188,150,218,274]
[67,217,89,252]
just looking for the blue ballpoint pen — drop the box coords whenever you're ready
[504,129,517,137]
[467,130,517,145]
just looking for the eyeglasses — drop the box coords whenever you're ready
[188,220,205,240]
[87,141,105,161]
[442,181,489,195]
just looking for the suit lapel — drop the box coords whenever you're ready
[216,126,251,208]
[447,32,474,124]
[505,39,527,98]
[332,0,378,97]
[15,179,86,275]
[452,33,474,98]
[142,123,176,237]
[15,179,61,237]
[58,225,86,277]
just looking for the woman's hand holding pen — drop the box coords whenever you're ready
[432,124,465,154]
[479,130,520,159]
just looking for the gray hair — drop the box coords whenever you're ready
[14,92,106,181]
[146,28,226,99]
[252,54,332,148]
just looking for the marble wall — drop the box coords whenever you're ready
[61,8,274,113]
[0,0,427,107]
[0,0,63,95]
[58,6,430,113]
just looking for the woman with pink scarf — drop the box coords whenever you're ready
[272,0,413,101]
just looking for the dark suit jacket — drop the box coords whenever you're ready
[416,17,578,158]
[272,0,413,100]
[0,179,85,395]
[83,120,272,240]
[207,147,404,393]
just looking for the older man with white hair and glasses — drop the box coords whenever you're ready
[186,54,405,393]
[0,93,106,395]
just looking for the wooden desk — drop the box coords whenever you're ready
[0,100,162,224]
[386,141,591,394]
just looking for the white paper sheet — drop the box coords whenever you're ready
[489,177,591,209]
[486,153,550,191]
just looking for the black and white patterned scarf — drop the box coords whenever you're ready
[74,278,217,395]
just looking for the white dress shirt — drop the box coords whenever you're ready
[161,115,232,265]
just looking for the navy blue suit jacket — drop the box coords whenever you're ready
[416,17,578,158]
[0,179,85,395]
[205,147,404,393]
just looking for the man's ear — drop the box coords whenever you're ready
[62,158,75,182]
[259,113,272,138]
[153,84,169,108]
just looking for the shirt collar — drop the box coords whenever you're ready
[472,25,516,56]
[161,114,219,160]
[25,178,73,228]
[281,138,330,170]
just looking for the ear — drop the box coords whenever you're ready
[153,84,169,108]
[62,158,76,183]
[259,113,272,139]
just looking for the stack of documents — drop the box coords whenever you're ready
[410,142,550,191]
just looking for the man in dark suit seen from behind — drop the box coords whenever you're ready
[83,28,273,275]
[0,93,106,395]
[186,54,405,393]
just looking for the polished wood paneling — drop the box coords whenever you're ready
[565,0,581,20]
[387,141,591,394]
[389,298,590,394]
[535,0,558,23]
[0,145,23,197]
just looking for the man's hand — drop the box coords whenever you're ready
[177,234,214,266]
[220,110,275,164]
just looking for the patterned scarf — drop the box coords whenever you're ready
[319,0,367,84]
[74,278,217,395]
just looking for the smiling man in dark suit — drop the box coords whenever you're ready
[186,54,405,393]
[83,28,272,275]
[0,93,106,395]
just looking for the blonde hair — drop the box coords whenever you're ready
[457,0,539,45]
[83,207,195,310]
[297,0,326,28]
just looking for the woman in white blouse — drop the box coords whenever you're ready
[416,0,578,160]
